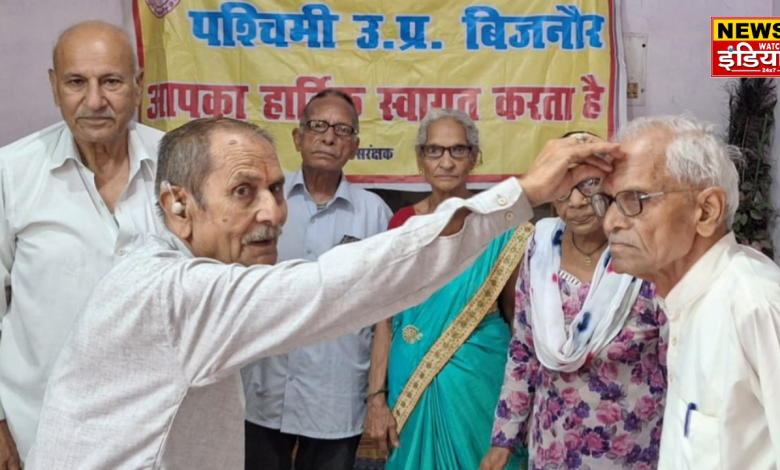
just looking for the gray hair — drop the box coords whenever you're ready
[156,118,276,207]
[415,108,480,152]
[618,114,741,229]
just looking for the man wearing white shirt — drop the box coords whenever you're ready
[593,115,780,470]
[242,90,392,470]
[25,118,615,470]
[0,21,163,468]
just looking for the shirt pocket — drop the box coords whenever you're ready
[675,397,722,470]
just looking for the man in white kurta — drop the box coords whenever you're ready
[597,115,780,470]
[0,21,162,465]
[26,119,615,470]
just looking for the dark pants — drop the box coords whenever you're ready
[245,421,362,470]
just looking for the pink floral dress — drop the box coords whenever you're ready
[491,248,668,470]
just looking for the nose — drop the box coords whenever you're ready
[438,152,456,170]
[256,191,287,227]
[568,188,589,208]
[602,202,629,237]
[84,79,107,110]
[320,127,336,145]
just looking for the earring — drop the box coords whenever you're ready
[418,168,423,175]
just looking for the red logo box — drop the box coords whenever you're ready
[711,17,780,77]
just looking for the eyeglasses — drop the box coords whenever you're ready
[303,120,357,137]
[419,144,473,160]
[555,178,601,202]
[590,189,698,217]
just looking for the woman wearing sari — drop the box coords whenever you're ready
[363,108,530,470]
[480,133,667,470]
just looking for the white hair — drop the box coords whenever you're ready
[415,108,480,151]
[617,114,741,229]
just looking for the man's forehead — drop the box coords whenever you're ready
[55,28,134,72]
[307,96,352,117]
[210,130,281,173]
[604,134,666,191]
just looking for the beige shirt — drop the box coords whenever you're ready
[658,232,780,470]
[26,177,530,470]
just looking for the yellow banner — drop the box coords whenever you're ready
[134,0,620,186]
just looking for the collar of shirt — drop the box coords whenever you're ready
[663,231,736,320]
[48,122,156,177]
[286,168,354,211]
[156,227,196,258]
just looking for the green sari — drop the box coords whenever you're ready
[385,228,529,470]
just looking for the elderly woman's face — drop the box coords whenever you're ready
[552,178,603,236]
[417,118,476,193]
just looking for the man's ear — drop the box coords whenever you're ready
[160,186,192,239]
[348,136,360,161]
[48,69,60,107]
[695,187,727,237]
[134,68,145,107]
[292,127,302,153]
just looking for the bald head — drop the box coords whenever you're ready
[52,21,137,73]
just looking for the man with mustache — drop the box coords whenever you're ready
[25,118,615,469]
[241,90,392,470]
[592,115,780,469]
[0,21,162,468]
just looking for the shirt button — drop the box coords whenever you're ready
[671,337,678,346]
[497,196,508,206]
[118,249,127,256]
[306,249,312,254]
[505,212,514,221]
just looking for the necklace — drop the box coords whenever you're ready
[571,232,608,266]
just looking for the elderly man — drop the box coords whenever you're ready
[0,21,162,467]
[592,115,780,469]
[25,118,614,469]
[241,90,391,470]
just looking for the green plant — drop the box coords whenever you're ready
[726,77,776,259]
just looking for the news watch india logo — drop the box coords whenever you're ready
[712,17,780,77]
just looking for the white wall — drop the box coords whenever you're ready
[622,0,771,126]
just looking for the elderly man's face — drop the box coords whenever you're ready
[293,96,359,174]
[49,27,142,147]
[601,128,699,280]
[188,129,288,266]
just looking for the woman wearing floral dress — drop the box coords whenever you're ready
[480,155,668,470]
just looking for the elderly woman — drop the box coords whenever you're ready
[363,108,530,469]
[480,133,667,470]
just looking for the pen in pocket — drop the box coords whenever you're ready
[684,402,697,438]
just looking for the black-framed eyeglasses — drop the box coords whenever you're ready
[555,178,601,202]
[419,144,473,160]
[303,120,358,137]
[590,189,698,217]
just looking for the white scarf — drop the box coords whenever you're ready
[528,218,641,372]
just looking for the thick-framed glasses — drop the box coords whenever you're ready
[303,120,357,137]
[419,144,473,160]
[590,189,697,217]
[555,178,601,202]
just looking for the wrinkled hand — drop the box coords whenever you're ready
[478,446,513,470]
[0,422,20,470]
[364,397,399,457]
[519,134,621,207]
